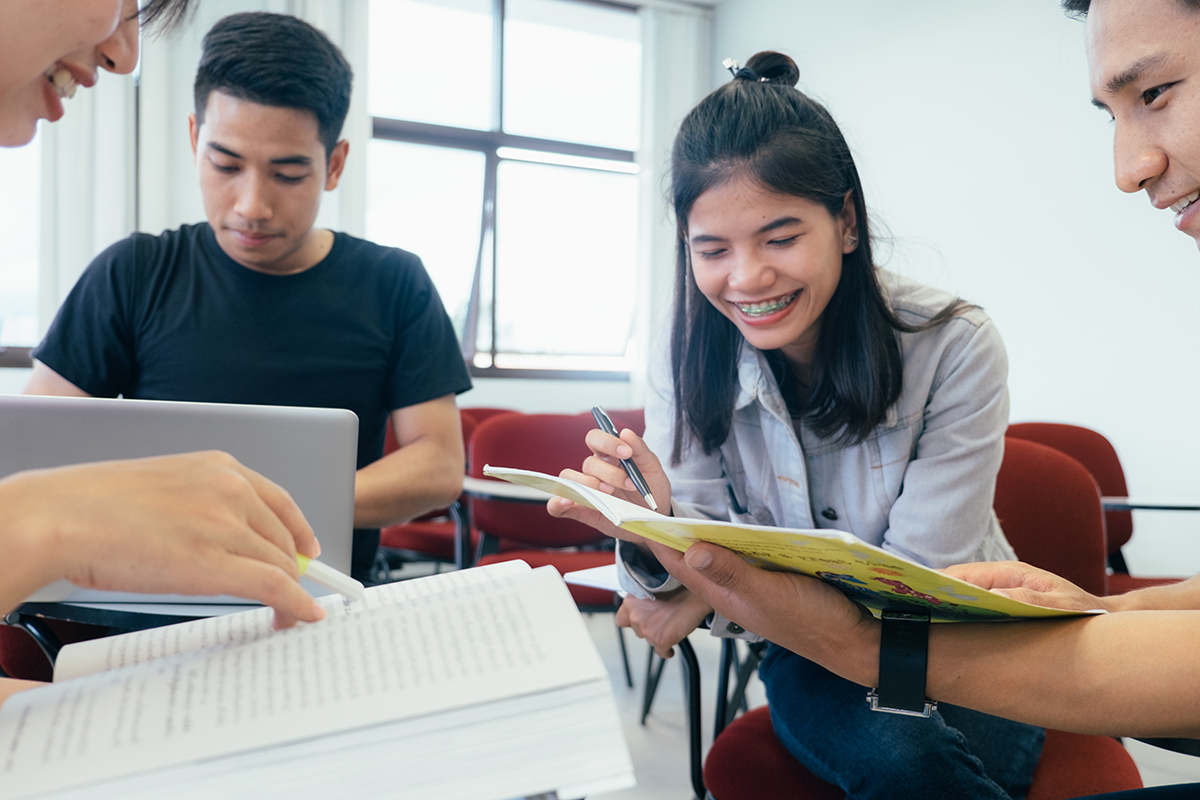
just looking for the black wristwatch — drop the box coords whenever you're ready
[866,609,936,717]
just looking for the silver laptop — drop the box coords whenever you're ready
[0,395,358,604]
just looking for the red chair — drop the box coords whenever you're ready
[379,408,484,570]
[700,438,1143,800]
[598,407,645,437]
[467,412,632,685]
[1007,422,1182,595]
[461,406,517,424]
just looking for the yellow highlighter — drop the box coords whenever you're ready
[297,554,366,602]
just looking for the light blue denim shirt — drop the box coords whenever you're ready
[617,269,1016,637]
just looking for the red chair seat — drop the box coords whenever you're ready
[703,706,1143,800]
[380,519,477,562]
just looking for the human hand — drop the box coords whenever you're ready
[943,561,1108,613]
[617,589,713,658]
[4,451,326,628]
[648,541,879,682]
[547,427,671,548]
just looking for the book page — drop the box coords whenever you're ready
[0,566,601,800]
[485,466,1102,622]
[54,560,531,682]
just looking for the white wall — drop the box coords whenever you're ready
[713,0,1200,576]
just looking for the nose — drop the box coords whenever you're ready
[234,174,273,221]
[96,14,139,75]
[1113,121,1167,195]
[727,251,775,292]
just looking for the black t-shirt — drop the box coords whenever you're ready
[34,223,472,570]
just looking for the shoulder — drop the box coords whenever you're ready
[880,269,1006,382]
[333,233,426,271]
[95,225,206,270]
[879,268,991,331]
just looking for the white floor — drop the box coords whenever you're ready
[575,612,1200,800]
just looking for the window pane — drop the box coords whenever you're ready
[494,160,637,360]
[0,135,40,346]
[368,0,494,130]
[504,0,641,150]
[365,140,486,338]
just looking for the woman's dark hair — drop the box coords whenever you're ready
[193,12,353,158]
[1061,0,1200,17]
[137,0,198,34]
[669,51,970,464]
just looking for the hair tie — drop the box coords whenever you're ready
[721,57,766,83]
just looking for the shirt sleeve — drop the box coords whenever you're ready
[383,250,472,411]
[30,235,141,397]
[617,333,761,641]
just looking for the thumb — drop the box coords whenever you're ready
[683,542,750,593]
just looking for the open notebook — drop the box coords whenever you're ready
[0,394,358,603]
[0,561,635,800]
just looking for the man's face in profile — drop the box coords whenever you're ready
[1085,0,1200,249]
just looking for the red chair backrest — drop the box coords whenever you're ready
[598,407,645,437]
[462,406,518,424]
[994,437,1108,597]
[468,412,605,548]
[1006,422,1132,553]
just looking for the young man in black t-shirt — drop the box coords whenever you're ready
[26,12,472,580]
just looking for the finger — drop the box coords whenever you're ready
[943,561,1047,591]
[233,461,319,559]
[619,429,662,472]
[655,644,675,659]
[558,468,603,489]
[582,454,634,494]
[585,427,629,459]
[210,556,326,626]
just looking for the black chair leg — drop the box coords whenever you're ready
[641,646,666,724]
[677,638,705,800]
[713,638,737,740]
[614,617,633,688]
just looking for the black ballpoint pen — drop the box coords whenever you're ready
[591,405,659,512]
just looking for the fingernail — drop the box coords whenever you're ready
[617,445,633,458]
[312,601,326,620]
[685,547,712,569]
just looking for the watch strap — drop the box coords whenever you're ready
[867,608,935,717]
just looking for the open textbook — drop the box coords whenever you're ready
[0,562,634,800]
[483,465,1103,623]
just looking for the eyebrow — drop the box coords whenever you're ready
[206,142,314,167]
[690,216,802,244]
[1092,53,1171,109]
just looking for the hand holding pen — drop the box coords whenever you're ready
[591,406,661,512]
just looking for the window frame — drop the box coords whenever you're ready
[369,0,642,382]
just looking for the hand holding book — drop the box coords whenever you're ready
[488,465,1105,624]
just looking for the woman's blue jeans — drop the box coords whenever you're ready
[759,644,1046,800]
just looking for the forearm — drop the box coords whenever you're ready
[1104,573,1200,612]
[922,611,1200,737]
[354,441,463,528]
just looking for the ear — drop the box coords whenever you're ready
[188,113,200,160]
[324,140,350,191]
[839,189,859,254]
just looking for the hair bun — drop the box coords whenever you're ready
[743,51,800,87]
